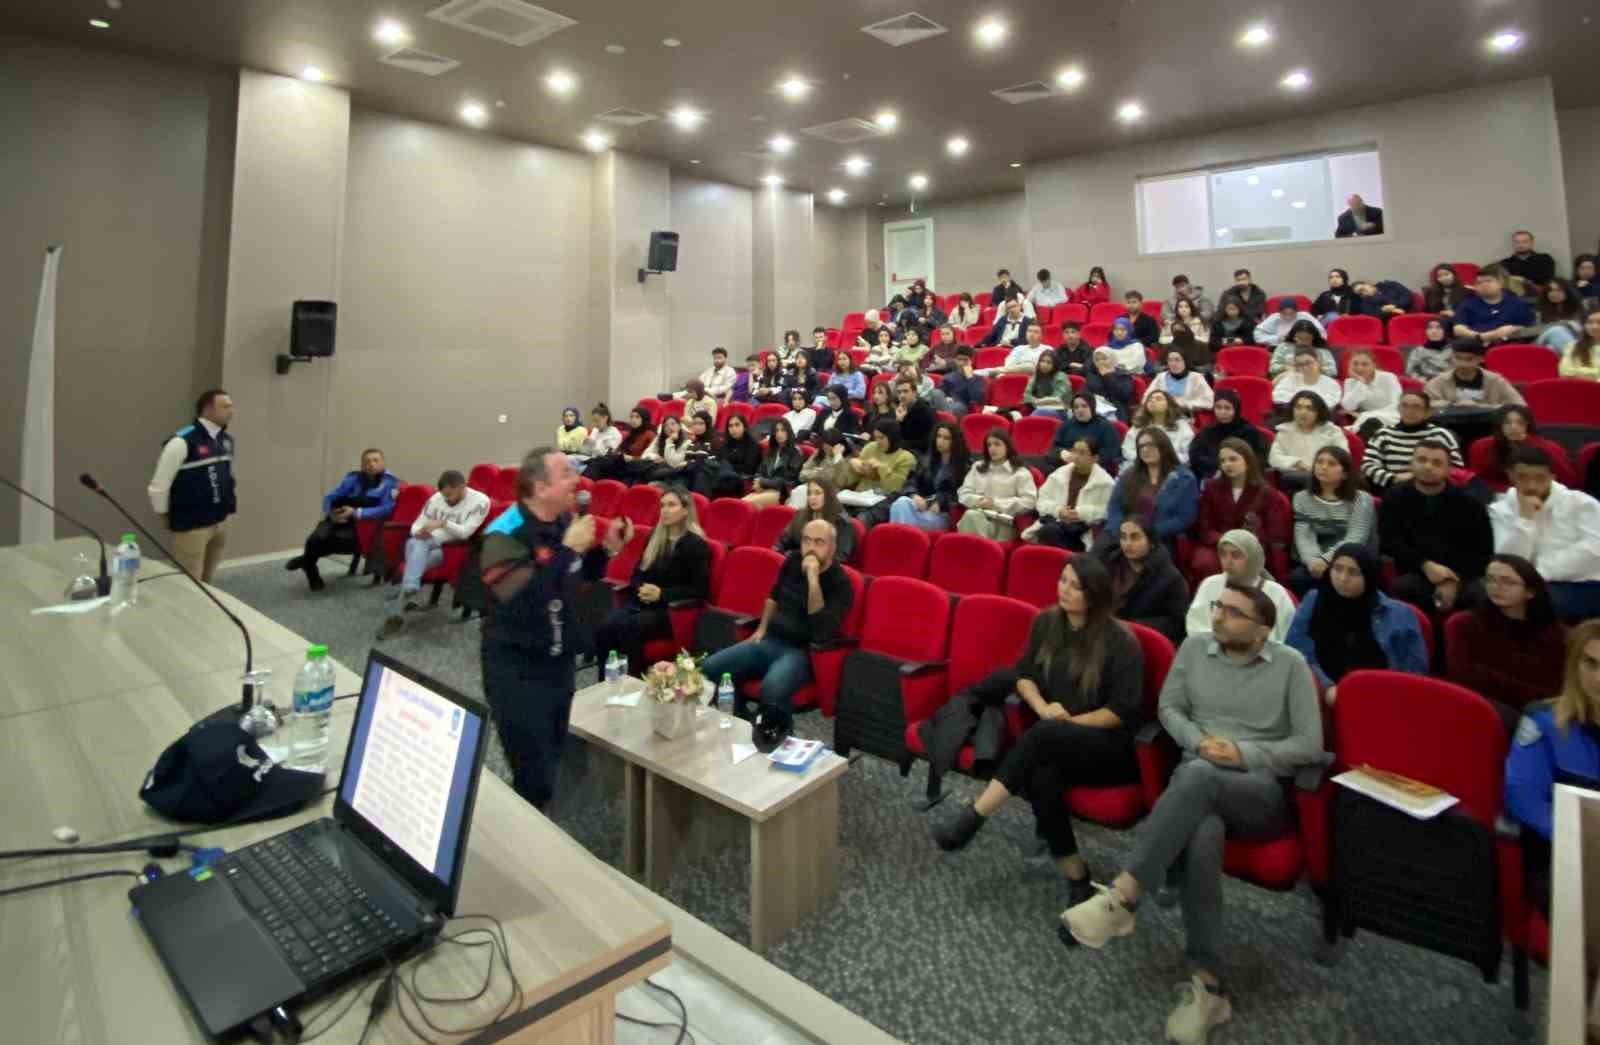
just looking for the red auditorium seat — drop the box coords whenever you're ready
[589,479,626,518]
[492,466,520,503]
[1010,414,1061,456]
[1055,303,1089,325]
[1004,544,1072,607]
[701,497,755,547]
[974,347,1010,370]
[1466,435,1576,490]
[619,484,663,528]
[1578,442,1600,485]
[1064,622,1176,826]
[718,401,754,433]
[695,545,783,646]
[1523,378,1600,426]
[467,463,500,496]
[989,373,1030,412]
[637,539,726,664]
[373,483,433,583]
[1265,294,1314,314]
[1214,346,1270,380]
[1484,344,1559,384]
[960,412,1011,453]
[833,577,952,760]
[1089,302,1125,326]
[927,533,1006,595]
[1214,377,1273,424]
[1327,315,1383,347]
[860,522,931,579]
[1385,312,1438,348]
[1081,322,1112,347]
[746,504,796,550]
[632,398,661,426]
[690,491,710,520]
[657,399,687,421]
[1034,305,1055,326]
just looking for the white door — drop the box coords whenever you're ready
[883,218,934,305]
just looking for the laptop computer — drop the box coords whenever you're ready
[130,650,492,1037]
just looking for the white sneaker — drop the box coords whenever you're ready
[1060,882,1136,949]
[1165,975,1231,1044]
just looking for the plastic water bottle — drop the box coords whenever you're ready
[110,533,140,608]
[604,650,623,684]
[717,673,735,730]
[289,645,335,773]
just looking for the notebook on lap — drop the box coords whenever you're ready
[130,651,491,1037]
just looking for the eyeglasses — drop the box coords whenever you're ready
[1210,600,1260,623]
[1484,574,1525,590]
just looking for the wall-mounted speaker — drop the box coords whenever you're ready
[647,231,679,272]
[290,300,337,358]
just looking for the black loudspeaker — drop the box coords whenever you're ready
[647,231,679,272]
[291,300,337,358]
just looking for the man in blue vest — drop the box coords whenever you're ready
[147,389,236,582]
[284,448,401,590]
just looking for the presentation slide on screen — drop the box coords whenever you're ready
[349,669,472,875]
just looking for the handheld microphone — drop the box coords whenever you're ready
[78,473,257,713]
[575,489,592,517]
[0,475,112,597]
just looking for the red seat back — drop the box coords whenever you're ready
[860,523,931,579]
[989,373,1029,411]
[1034,304,1055,326]
[753,402,788,424]
[1484,345,1559,384]
[1326,315,1383,347]
[711,545,783,615]
[928,534,1007,595]
[1011,414,1062,455]
[589,479,626,518]
[1265,294,1314,314]
[702,497,755,547]
[1055,303,1089,325]
[1578,441,1600,485]
[1214,377,1273,424]
[1081,322,1112,346]
[974,347,1010,370]
[1385,312,1438,347]
[1123,621,1176,722]
[690,491,710,520]
[1005,545,1072,607]
[633,398,661,426]
[960,412,1011,453]
[1089,302,1125,326]
[948,595,1038,694]
[859,577,951,662]
[467,463,500,496]
[747,504,797,549]
[718,401,754,433]
[1214,346,1270,380]
[1523,379,1600,426]
[620,484,663,528]
[491,466,520,503]
[604,525,653,584]
[658,399,687,421]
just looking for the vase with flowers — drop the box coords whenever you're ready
[645,652,707,739]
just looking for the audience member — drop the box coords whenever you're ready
[1289,446,1376,595]
[1499,230,1557,287]
[639,415,692,482]
[914,290,948,335]
[1504,619,1600,917]
[1469,404,1576,492]
[1253,301,1326,350]
[379,469,490,637]
[1095,515,1189,644]
[286,448,400,591]
[892,375,936,453]
[1164,312,1214,373]
[1186,529,1295,642]
[1402,318,1455,380]
[941,347,987,416]
[593,486,711,674]
[807,327,836,374]
[693,413,761,497]
[1269,391,1349,481]
[1051,392,1122,473]
[829,351,868,401]
[1286,544,1429,703]
[1271,346,1341,411]
[864,324,897,372]
[1312,268,1356,325]
[992,268,1028,307]
[782,352,821,401]
[856,308,891,348]
[782,387,817,438]
[1055,322,1094,375]
[1147,351,1214,414]
[751,353,787,403]
[698,347,737,402]
[1360,392,1462,492]
[778,478,857,563]
[1208,298,1257,352]
[1162,274,1215,325]
[957,430,1038,540]
[1425,338,1527,411]
[1104,427,1199,550]
[1559,308,1600,379]
[1339,349,1403,431]
[925,324,962,374]
[1061,581,1322,1044]
[1188,389,1267,482]
[681,380,718,423]
[815,386,862,439]
[572,403,623,465]
[1072,266,1112,307]
[841,420,918,507]
[701,519,853,735]
[1527,279,1585,351]
[1123,391,1194,466]
[1025,351,1070,416]
[792,428,855,502]
[932,555,1144,905]
[1192,439,1290,580]
[949,292,981,329]
[865,381,896,427]
[990,321,1051,375]
[980,297,1033,348]
[744,419,804,506]
[1490,445,1600,621]
[1335,194,1384,238]
[1266,320,1336,378]
[555,407,588,454]
[1086,347,1137,422]
[775,329,805,367]
[1452,267,1535,346]
[1106,315,1154,376]
[1449,555,1567,733]
[892,327,931,371]
[1575,254,1599,308]
[1123,291,1162,347]
[729,353,762,403]
[1028,437,1114,550]
[582,407,655,481]
[1349,278,1412,319]
[1380,440,1493,614]
[1422,264,1470,323]
[1217,268,1268,320]
[889,421,970,531]
[1029,268,1071,308]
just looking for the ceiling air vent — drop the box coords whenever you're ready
[801,118,890,145]
[378,47,461,76]
[861,12,949,47]
[991,81,1058,105]
[426,0,576,47]
[594,108,659,127]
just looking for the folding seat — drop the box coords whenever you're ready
[701,497,755,547]
[840,311,867,342]
[752,402,788,429]
[939,293,964,314]
[1345,430,1366,474]
[1484,345,1559,384]
[1399,376,1425,396]
[420,502,499,614]
[833,577,953,760]
[490,466,520,503]
[973,347,1010,369]
[979,305,999,327]
[1523,378,1600,426]
[1041,323,1063,345]
[1003,544,1072,607]
[1213,376,1273,424]
[1326,315,1383,347]
[1080,322,1112,346]
[372,483,434,583]
[1033,304,1055,326]
[900,594,1039,800]
[844,516,867,568]
[632,398,661,426]
[1449,262,1481,285]
[1214,346,1270,380]
[692,545,785,652]
[959,326,986,346]
[1385,312,1437,348]
[1055,303,1089,325]
[467,462,500,496]
[859,522,931,579]
[1139,300,1164,322]
[1265,293,1314,314]
[588,478,626,518]
[658,399,687,421]
[746,504,796,550]
[1089,302,1124,326]
[637,539,727,664]
[989,373,1029,412]
[690,492,710,520]
[1010,415,1061,457]
[927,533,1006,595]
[959,412,1011,453]
[717,400,754,433]
[1366,345,1404,375]
[619,484,662,528]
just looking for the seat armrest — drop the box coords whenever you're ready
[809,635,860,653]
[667,598,705,610]
[897,658,949,677]
[1293,757,1333,792]
[381,520,411,530]
[604,578,630,592]
[1134,721,1164,745]
[1495,814,1523,840]
[726,612,758,628]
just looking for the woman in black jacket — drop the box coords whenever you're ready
[1085,347,1136,422]
[744,419,804,506]
[782,352,821,401]
[1209,298,1257,351]
[776,476,857,562]
[692,413,761,498]
[815,384,862,440]
[887,420,971,530]
[1187,388,1268,481]
[1422,263,1471,324]
[931,553,1146,906]
[1312,268,1357,324]
[594,485,712,674]
[1094,514,1189,644]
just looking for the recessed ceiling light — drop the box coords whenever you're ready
[768,134,795,154]
[1116,101,1144,123]
[495,99,506,108]
[946,136,970,157]
[826,188,847,204]
[1056,66,1085,90]
[1239,25,1272,48]
[874,109,898,131]
[1281,69,1311,90]
[1488,29,1524,52]
[670,105,705,130]
[605,43,626,55]
[843,155,870,176]
[908,173,929,191]
[1009,161,1023,169]
[460,101,487,125]
[581,129,611,151]
[544,69,576,95]
[1291,201,1307,209]
[975,19,1007,47]
[88,18,110,29]
[1245,175,1261,186]
[662,37,682,47]
[778,76,810,100]
[1270,188,1285,198]
[1216,227,1231,237]
[762,173,784,187]
[301,66,325,83]
[688,159,701,164]
[374,20,407,46]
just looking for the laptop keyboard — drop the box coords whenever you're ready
[216,827,411,985]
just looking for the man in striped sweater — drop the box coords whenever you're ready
[1359,391,1463,492]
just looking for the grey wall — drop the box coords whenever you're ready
[669,177,753,379]
[0,35,234,547]
[813,205,868,331]
[1024,78,1572,302]
[866,191,1028,305]
[1559,105,1600,258]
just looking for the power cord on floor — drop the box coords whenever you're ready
[0,868,143,899]
[615,980,694,1045]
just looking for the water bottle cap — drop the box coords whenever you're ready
[308,644,328,658]
[721,673,732,683]
[122,533,137,542]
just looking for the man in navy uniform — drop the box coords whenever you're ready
[285,447,401,590]
[147,389,236,582]
[478,447,630,809]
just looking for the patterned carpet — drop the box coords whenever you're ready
[215,556,1545,1044]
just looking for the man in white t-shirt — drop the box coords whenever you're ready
[381,470,491,637]
[1027,268,1070,308]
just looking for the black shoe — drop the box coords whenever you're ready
[306,566,326,592]
[403,598,422,613]
[378,614,403,640]
[1067,870,1095,908]
[931,803,986,852]
[285,555,305,571]
[1056,923,1079,949]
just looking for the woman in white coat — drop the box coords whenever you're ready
[1339,348,1403,434]
[957,429,1038,541]
[1024,436,1113,550]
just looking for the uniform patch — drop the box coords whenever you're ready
[1514,716,1543,747]
[536,546,554,565]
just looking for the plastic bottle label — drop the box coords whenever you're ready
[295,685,335,714]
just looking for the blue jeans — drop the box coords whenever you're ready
[1549,581,1600,621]
[392,536,444,609]
[1537,325,1578,352]
[701,638,813,732]
[888,495,950,530]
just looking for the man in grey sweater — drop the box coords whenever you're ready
[1061,580,1325,1044]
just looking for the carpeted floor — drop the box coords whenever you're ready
[216,556,1546,1044]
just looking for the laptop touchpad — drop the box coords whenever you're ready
[148,882,302,1035]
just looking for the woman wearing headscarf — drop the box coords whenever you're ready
[1147,349,1214,413]
[1106,315,1152,375]
[1185,529,1297,642]
[1085,347,1136,422]
[1049,392,1122,474]
[1187,388,1267,482]
[1285,544,1429,705]
[553,405,589,455]
[1312,268,1357,325]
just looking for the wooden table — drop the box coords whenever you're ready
[567,679,847,952]
[0,540,670,1043]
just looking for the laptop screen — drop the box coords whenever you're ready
[338,654,487,894]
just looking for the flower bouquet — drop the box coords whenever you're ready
[645,652,706,739]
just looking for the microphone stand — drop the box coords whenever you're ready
[78,473,259,726]
[1,475,112,597]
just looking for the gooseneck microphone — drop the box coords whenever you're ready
[79,473,257,712]
[0,475,112,597]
